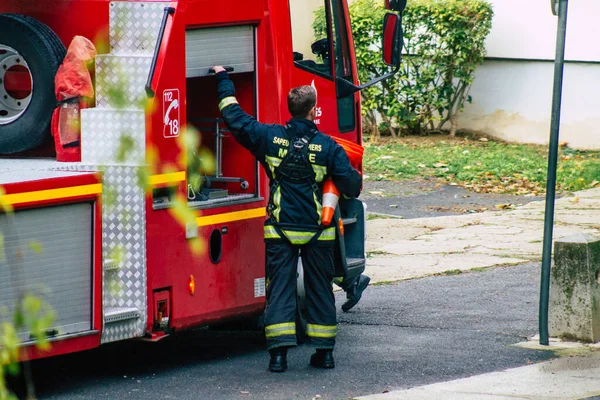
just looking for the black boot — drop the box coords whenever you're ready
[342,274,371,312]
[268,347,288,372]
[310,349,335,369]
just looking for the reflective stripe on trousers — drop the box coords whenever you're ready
[265,322,296,338]
[306,323,337,338]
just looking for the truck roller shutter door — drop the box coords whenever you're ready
[185,25,255,78]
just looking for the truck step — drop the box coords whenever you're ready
[342,217,357,226]
[95,54,152,109]
[347,258,364,268]
[109,1,171,55]
[104,307,141,323]
[80,108,145,165]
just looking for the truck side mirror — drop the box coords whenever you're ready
[385,0,407,12]
[382,13,402,67]
[336,12,404,98]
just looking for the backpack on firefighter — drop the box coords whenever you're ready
[266,125,323,244]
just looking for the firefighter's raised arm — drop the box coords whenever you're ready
[213,66,268,156]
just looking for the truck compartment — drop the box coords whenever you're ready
[185,25,259,207]
[0,202,94,342]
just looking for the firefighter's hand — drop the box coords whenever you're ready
[212,66,226,73]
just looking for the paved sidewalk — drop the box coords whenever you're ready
[358,351,600,400]
[362,187,600,400]
[365,187,600,284]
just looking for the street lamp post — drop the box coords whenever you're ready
[539,0,569,346]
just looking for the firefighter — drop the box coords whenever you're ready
[212,66,362,372]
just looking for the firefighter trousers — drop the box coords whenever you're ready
[264,239,337,351]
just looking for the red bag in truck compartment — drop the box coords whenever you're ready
[51,36,97,162]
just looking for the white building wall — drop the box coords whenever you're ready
[458,0,600,150]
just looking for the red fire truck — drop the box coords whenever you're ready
[0,0,404,360]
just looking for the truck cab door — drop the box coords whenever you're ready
[288,0,359,140]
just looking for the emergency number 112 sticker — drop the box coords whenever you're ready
[163,89,180,138]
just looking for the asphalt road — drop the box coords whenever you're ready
[19,263,554,400]
[362,180,545,218]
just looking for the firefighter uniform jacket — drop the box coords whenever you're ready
[216,71,362,244]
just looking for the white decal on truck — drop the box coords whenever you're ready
[311,80,322,125]
[163,89,180,138]
[254,278,266,298]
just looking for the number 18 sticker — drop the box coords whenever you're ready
[163,89,180,138]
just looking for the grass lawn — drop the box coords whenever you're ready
[363,135,600,195]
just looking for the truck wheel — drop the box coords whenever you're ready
[0,14,66,154]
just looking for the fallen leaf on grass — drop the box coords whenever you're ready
[380,156,393,160]
[369,191,384,195]
[591,180,599,187]
[479,137,489,142]
[433,162,447,168]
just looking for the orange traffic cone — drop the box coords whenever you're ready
[321,179,340,226]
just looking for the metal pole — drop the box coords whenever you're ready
[539,0,569,346]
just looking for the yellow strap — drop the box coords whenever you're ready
[264,225,281,239]
[317,227,336,241]
[265,156,282,178]
[273,186,282,222]
[281,230,316,245]
[313,192,322,225]
[218,96,238,111]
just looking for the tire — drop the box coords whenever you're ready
[0,14,66,154]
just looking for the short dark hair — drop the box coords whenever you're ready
[287,85,317,119]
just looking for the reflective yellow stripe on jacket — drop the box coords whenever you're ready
[218,96,238,111]
[265,322,296,338]
[263,225,335,244]
[306,323,337,338]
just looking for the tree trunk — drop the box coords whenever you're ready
[449,114,458,137]
[380,112,397,138]
[365,110,380,142]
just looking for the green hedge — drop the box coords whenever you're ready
[314,0,493,138]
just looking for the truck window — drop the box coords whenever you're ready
[289,0,333,79]
[330,0,356,132]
